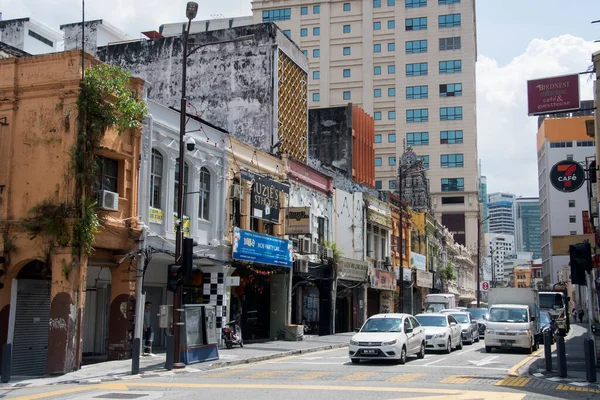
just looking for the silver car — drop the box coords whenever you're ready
[442,311,479,344]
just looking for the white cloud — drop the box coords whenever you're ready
[477,34,600,197]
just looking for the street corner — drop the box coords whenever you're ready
[528,369,600,393]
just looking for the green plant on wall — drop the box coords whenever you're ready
[439,260,457,283]
[22,64,147,262]
[323,240,342,269]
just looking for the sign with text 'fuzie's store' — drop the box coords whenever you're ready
[241,170,289,224]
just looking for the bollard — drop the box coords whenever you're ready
[131,338,140,375]
[1,343,11,383]
[165,334,174,371]
[557,335,567,378]
[544,330,553,372]
[584,338,597,383]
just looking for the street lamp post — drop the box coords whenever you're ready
[476,216,490,307]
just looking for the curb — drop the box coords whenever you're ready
[5,343,349,387]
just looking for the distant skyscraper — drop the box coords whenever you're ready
[515,197,541,259]
[487,192,516,235]
[478,169,488,233]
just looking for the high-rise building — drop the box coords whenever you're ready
[485,233,515,283]
[478,165,488,233]
[514,197,541,259]
[487,192,515,235]
[537,116,596,286]
[251,0,479,249]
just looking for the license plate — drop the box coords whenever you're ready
[362,349,377,354]
[500,340,512,347]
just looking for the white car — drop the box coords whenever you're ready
[415,313,463,353]
[349,313,425,364]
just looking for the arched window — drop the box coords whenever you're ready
[150,149,163,209]
[199,167,211,220]
[174,160,189,215]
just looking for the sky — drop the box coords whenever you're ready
[1,0,599,197]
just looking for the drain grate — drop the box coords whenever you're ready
[94,394,149,399]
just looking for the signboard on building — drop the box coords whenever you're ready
[551,234,595,256]
[583,210,592,234]
[402,267,412,283]
[232,227,293,267]
[241,170,289,224]
[149,207,163,224]
[411,252,426,271]
[416,270,433,288]
[338,258,369,282]
[285,207,311,234]
[527,74,580,116]
[549,160,585,193]
[433,273,443,291]
[370,267,396,291]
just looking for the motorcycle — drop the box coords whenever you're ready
[222,320,243,349]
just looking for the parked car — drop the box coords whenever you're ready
[415,313,463,353]
[537,311,558,344]
[442,310,479,344]
[349,313,425,364]
[466,308,489,338]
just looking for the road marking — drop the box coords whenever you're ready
[202,368,248,378]
[457,346,482,355]
[422,364,509,372]
[557,384,600,393]
[245,370,287,379]
[339,371,378,381]
[293,371,331,380]
[249,347,347,367]
[496,376,531,387]
[507,347,544,375]
[440,375,476,384]
[386,373,426,382]
[467,356,500,366]
[106,382,527,399]
[425,357,447,365]
[276,361,343,365]
[9,386,95,400]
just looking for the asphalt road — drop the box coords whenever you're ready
[2,340,598,400]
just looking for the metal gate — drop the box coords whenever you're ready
[12,280,50,376]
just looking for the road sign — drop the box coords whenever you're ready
[481,281,490,291]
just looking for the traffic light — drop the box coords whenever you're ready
[182,237,195,277]
[167,264,182,292]
[569,242,592,285]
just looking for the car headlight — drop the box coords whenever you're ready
[486,329,494,334]
[382,339,397,346]
[350,339,359,345]
[518,330,531,336]
[433,333,445,338]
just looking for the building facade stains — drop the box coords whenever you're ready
[0,18,27,49]
[98,23,308,161]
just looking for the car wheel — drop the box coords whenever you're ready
[457,337,463,350]
[485,346,493,353]
[446,337,452,354]
[474,331,480,343]
[399,346,407,364]
[417,342,425,359]
[526,339,533,354]
[351,358,360,364]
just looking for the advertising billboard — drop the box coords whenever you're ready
[527,74,580,116]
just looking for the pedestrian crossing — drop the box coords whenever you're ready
[200,368,509,386]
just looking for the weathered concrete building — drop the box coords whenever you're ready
[0,17,63,54]
[0,51,144,375]
[97,23,308,162]
[60,20,129,56]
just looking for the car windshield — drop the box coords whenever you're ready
[489,308,527,323]
[540,312,551,325]
[450,314,469,323]
[415,315,447,327]
[360,318,402,332]
[539,293,563,310]
[466,309,489,319]
[426,304,446,313]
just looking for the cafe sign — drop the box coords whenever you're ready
[241,170,289,224]
[370,267,395,291]
[285,207,311,234]
[338,258,369,282]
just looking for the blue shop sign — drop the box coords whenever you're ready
[232,227,293,268]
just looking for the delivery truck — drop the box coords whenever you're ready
[485,288,540,353]
[424,293,456,313]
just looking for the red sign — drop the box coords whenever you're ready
[481,281,489,291]
[583,210,592,234]
[527,74,580,116]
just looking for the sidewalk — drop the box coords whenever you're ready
[528,323,600,390]
[1,333,352,388]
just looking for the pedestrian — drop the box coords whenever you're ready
[577,306,584,324]
[143,301,153,355]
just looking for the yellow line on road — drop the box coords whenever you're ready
[339,371,378,381]
[245,370,287,379]
[386,373,426,383]
[9,386,94,400]
[557,384,600,393]
[440,375,476,384]
[292,371,331,380]
[507,347,544,376]
[202,368,248,378]
[496,376,531,387]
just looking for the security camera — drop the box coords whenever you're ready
[186,136,196,151]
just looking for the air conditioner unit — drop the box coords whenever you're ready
[375,260,384,269]
[384,256,392,266]
[326,247,334,259]
[311,242,320,255]
[291,238,299,252]
[230,183,244,200]
[97,190,119,211]
[300,237,312,254]
[294,258,309,273]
